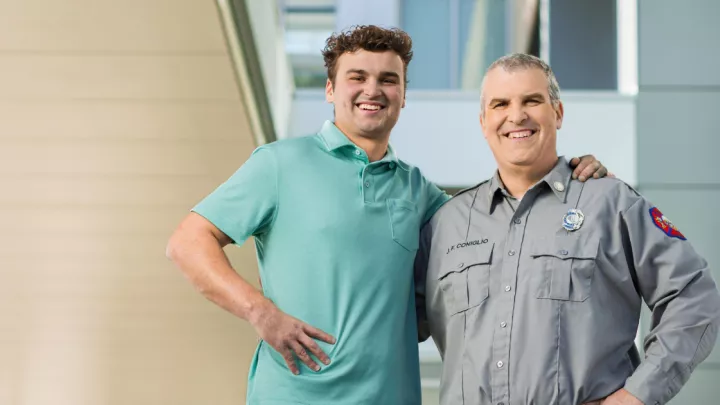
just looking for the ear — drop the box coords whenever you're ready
[555,100,564,130]
[479,111,488,139]
[325,79,334,103]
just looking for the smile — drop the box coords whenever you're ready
[356,103,385,112]
[503,129,537,140]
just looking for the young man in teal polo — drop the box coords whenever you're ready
[165,25,607,404]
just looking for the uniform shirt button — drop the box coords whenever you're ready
[508,250,516,256]
[513,218,521,224]
[500,322,507,328]
[457,262,464,269]
[560,250,569,256]
[497,361,504,368]
[504,285,512,292]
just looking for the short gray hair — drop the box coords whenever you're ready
[480,53,561,116]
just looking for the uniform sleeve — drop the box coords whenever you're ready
[421,179,450,225]
[415,221,433,342]
[191,145,278,245]
[620,196,720,405]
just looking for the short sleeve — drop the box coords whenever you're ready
[421,178,450,225]
[191,145,278,245]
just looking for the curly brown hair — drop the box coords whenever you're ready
[322,25,413,91]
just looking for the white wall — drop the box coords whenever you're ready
[290,90,636,187]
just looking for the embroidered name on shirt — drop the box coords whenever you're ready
[446,239,487,254]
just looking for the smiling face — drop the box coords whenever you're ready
[480,66,564,172]
[325,49,406,140]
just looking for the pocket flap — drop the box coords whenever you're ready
[387,198,417,212]
[438,241,494,279]
[530,233,600,260]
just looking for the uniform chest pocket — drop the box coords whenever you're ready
[387,199,420,251]
[437,241,494,315]
[530,234,600,302]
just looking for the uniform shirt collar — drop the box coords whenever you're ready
[486,156,573,213]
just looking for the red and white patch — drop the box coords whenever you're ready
[649,207,686,240]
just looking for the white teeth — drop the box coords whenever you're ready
[358,104,381,111]
[509,130,533,139]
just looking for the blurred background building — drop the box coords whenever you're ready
[0,0,718,404]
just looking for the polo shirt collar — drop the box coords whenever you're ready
[318,120,406,170]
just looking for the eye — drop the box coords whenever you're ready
[493,101,508,108]
[350,76,363,82]
[383,78,398,84]
[526,99,541,105]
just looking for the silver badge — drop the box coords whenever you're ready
[562,208,584,231]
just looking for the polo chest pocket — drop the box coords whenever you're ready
[530,234,600,302]
[437,241,494,315]
[387,198,420,251]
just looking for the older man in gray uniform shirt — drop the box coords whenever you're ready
[415,54,720,405]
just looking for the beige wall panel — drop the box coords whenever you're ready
[0,101,250,141]
[0,55,239,100]
[0,140,252,175]
[0,0,226,52]
[2,206,223,235]
[0,249,259,405]
[0,0,262,403]
[1,174,233,206]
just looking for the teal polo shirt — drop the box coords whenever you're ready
[192,121,449,405]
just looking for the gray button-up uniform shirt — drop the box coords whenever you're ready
[415,157,720,405]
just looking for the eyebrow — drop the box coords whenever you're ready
[488,93,547,105]
[345,69,401,80]
[523,92,546,100]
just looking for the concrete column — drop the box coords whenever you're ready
[635,0,720,402]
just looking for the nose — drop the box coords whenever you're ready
[507,103,528,124]
[362,78,382,98]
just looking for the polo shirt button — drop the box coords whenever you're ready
[389,162,396,169]
[364,181,371,188]
[355,149,361,156]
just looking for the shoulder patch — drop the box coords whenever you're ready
[649,207,686,240]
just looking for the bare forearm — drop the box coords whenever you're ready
[166,227,268,324]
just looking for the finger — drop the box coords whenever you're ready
[569,156,581,168]
[592,166,608,179]
[608,171,616,178]
[571,156,589,179]
[290,340,320,372]
[578,161,600,182]
[280,347,299,375]
[299,334,331,365]
[303,324,336,345]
